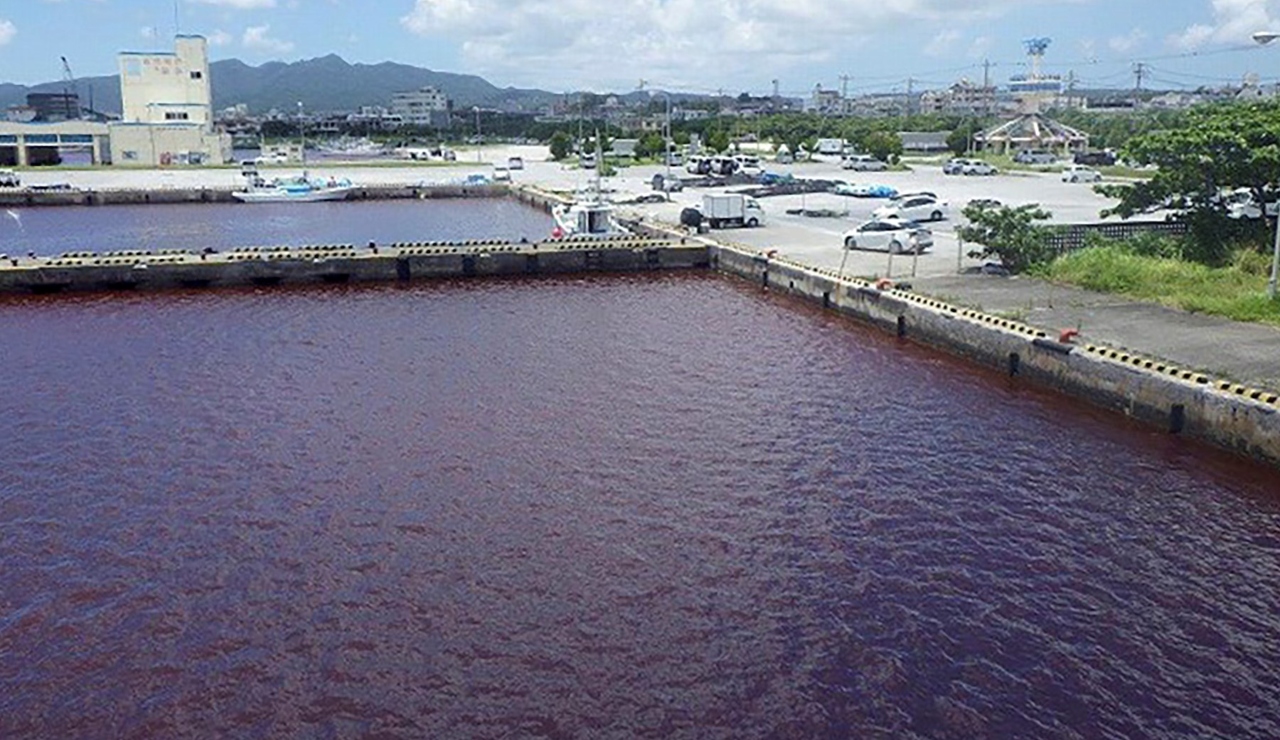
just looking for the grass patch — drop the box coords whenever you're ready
[1043,245,1280,325]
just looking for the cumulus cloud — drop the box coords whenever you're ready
[0,19,14,47]
[243,24,294,53]
[399,0,1085,89]
[191,0,277,8]
[1170,0,1275,50]
[208,29,234,47]
[1108,28,1147,53]
[925,29,962,57]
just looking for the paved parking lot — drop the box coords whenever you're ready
[580,154,1127,281]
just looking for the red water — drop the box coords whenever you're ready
[2,274,1279,739]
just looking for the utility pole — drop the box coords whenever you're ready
[1133,62,1147,104]
[839,74,850,100]
[982,59,991,90]
[905,77,914,117]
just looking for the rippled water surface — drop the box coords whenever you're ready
[2,274,1280,739]
[0,198,554,256]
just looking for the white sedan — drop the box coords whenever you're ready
[842,219,934,253]
[873,195,949,222]
[1061,164,1102,183]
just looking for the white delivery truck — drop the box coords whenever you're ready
[702,193,766,228]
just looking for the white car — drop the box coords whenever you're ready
[1062,164,1102,183]
[961,160,998,176]
[873,195,949,222]
[842,219,934,253]
[842,154,888,171]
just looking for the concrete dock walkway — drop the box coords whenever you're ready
[911,274,1280,395]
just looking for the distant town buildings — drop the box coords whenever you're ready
[391,86,451,128]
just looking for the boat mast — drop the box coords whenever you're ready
[297,101,306,176]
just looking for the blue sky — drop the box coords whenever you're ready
[2,1,1280,96]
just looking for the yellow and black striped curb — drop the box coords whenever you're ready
[741,247,1280,409]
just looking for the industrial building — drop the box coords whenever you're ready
[109,35,231,166]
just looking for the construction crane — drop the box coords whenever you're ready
[60,56,82,120]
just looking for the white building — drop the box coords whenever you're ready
[391,87,451,128]
[109,35,231,166]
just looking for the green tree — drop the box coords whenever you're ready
[864,131,903,163]
[956,203,1056,273]
[635,131,666,160]
[549,131,572,161]
[1101,101,1280,265]
[706,129,730,153]
[946,122,979,156]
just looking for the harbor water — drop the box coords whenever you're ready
[2,274,1279,738]
[0,197,555,257]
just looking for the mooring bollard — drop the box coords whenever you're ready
[368,241,378,255]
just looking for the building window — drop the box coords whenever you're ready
[165,112,190,121]
[190,71,203,80]
[123,151,138,160]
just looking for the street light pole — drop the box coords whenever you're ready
[1253,30,1280,299]
[473,107,481,163]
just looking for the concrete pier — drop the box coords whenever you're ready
[0,182,516,207]
[0,236,709,294]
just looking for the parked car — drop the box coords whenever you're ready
[842,154,889,171]
[892,191,937,202]
[651,173,684,193]
[0,169,19,187]
[686,155,712,175]
[874,195,949,222]
[1061,164,1102,183]
[1224,188,1279,219]
[966,198,1003,210]
[842,219,934,253]
[579,152,597,169]
[1073,150,1116,167]
[962,160,998,176]
[1014,149,1057,165]
[942,158,967,175]
[846,183,898,198]
[507,156,524,170]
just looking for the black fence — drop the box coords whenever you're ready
[1044,220,1189,253]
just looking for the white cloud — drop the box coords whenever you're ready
[925,29,962,57]
[242,24,294,53]
[399,0,1089,89]
[208,29,234,47]
[190,0,277,8]
[1170,0,1275,50]
[1108,28,1147,53]
[0,19,14,47]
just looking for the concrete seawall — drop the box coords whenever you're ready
[0,236,709,294]
[0,183,515,207]
[703,241,1280,469]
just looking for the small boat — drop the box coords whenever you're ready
[233,173,353,203]
[553,198,625,237]
[550,137,626,238]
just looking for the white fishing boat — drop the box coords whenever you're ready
[233,172,353,203]
[551,138,627,238]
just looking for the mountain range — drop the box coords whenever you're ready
[0,55,561,116]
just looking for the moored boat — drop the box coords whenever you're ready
[233,173,353,203]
